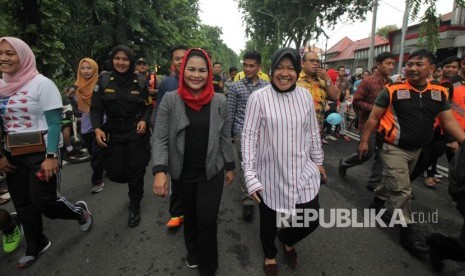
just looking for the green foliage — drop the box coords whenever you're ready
[0,0,238,87]
[410,0,465,51]
[417,4,440,51]
[238,0,372,70]
[376,24,398,38]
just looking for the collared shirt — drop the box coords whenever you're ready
[227,77,269,136]
[296,72,327,114]
[154,74,179,121]
[353,73,391,133]
[242,85,323,215]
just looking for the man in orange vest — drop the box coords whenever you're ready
[359,49,465,257]
[136,58,158,126]
[447,56,465,152]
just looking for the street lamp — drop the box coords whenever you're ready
[257,9,280,47]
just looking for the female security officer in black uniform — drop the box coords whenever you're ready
[90,45,152,228]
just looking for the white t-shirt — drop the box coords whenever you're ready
[0,74,63,146]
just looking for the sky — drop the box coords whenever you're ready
[198,0,455,54]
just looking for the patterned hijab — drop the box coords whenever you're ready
[74,58,98,113]
[0,37,39,98]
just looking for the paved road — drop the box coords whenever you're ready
[1,137,464,276]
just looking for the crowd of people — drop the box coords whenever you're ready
[0,35,464,276]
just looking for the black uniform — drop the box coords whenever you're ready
[90,72,152,205]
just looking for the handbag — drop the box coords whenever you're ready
[6,131,46,156]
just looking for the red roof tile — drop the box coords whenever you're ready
[326,37,353,54]
[355,35,389,50]
[325,35,389,62]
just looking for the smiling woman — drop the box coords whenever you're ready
[0,36,93,269]
[242,48,325,275]
[152,48,235,275]
[90,44,153,228]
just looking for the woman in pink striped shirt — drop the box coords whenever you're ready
[242,48,326,276]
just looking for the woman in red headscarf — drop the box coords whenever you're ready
[152,48,235,276]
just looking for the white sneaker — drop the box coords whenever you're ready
[326,135,337,141]
[76,201,93,232]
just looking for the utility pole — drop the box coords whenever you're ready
[398,0,410,74]
[258,10,280,47]
[367,0,378,70]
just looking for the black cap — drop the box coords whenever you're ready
[136,58,148,64]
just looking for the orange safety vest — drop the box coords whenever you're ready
[451,80,465,131]
[379,81,449,149]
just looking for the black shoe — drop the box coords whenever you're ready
[367,177,382,183]
[366,182,378,192]
[242,205,254,221]
[368,197,392,223]
[128,207,141,228]
[186,254,198,269]
[400,225,429,257]
[425,234,445,272]
[338,158,347,178]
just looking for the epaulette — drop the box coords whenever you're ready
[387,81,406,87]
[429,79,441,85]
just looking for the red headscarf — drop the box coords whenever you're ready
[327,68,338,84]
[177,48,214,111]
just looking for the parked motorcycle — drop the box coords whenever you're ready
[61,104,91,164]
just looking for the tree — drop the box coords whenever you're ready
[238,0,373,53]
[376,24,398,38]
[411,0,465,51]
[0,0,238,86]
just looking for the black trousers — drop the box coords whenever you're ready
[259,195,320,259]
[102,133,150,203]
[340,132,383,181]
[169,180,183,217]
[6,152,83,255]
[175,171,224,276]
[82,132,104,185]
[430,220,465,262]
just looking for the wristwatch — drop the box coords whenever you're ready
[326,79,332,86]
[46,153,58,159]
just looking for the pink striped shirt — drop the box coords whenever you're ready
[241,84,323,215]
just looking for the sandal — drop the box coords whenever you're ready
[424,177,436,189]
[0,193,10,205]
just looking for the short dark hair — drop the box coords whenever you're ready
[441,56,461,67]
[243,50,262,65]
[362,70,371,75]
[371,66,378,73]
[375,52,396,63]
[170,44,188,59]
[408,49,436,65]
[337,65,345,71]
[213,62,222,67]
[302,51,315,61]
[229,66,238,73]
